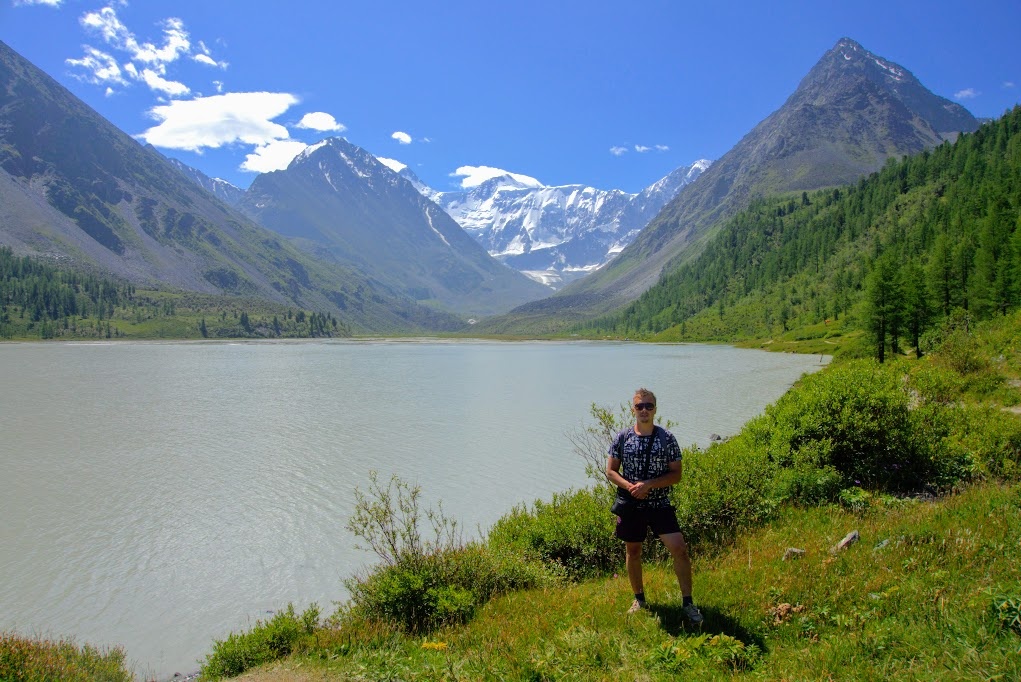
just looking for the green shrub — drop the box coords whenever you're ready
[200,603,318,679]
[940,405,1021,481]
[672,440,778,547]
[345,543,555,633]
[746,359,937,492]
[0,632,132,682]
[488,486,626,579]
[344,472,557,632]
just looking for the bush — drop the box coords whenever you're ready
[939,405,1021,481]
[200,603,319,679]
[672,440,778,548]
[745,359,937,492]
[0,632,132,682]
[345,543,555,633]
[488,486,625,579]
[344,472,557,632]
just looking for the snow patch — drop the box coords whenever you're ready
[377,157,407,173]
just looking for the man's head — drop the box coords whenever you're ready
[632,388,657,423]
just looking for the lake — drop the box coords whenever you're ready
[0,339,827,679]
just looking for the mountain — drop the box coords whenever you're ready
[498,37,981,329]
[165,157,246,207]
[237,138,550,317]
[420,162,709,289]
[0,40,463,333]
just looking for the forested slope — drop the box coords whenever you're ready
[583,106,1021,356]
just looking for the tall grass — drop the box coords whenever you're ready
[0,632,134,682]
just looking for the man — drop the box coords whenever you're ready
[605,388,703,623]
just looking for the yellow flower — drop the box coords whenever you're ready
[421,641,448,650]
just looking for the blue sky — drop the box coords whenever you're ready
[2,0,1019,194]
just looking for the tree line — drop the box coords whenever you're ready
[0,247,350,340]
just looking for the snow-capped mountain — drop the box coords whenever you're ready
[165,157,246,207]
[237,138,548,317]
[399,160,710,288]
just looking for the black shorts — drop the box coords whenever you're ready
[615,505,683,543]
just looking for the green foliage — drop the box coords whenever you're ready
[344,473,557,633]
[0,632,132,682]
[746,359,938,492]
[671,440,778,548]
[200,603,320,679]
[992,594,1021,634]
[487,486,627,579]
[652,633,761,673]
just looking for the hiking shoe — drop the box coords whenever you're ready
[627,599,646,614]
[682,602,704,624]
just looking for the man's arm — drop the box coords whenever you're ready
[605,456,631,490]
[626,459,682,499]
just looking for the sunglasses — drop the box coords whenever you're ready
[633,402,656,412]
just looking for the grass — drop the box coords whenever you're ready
[0,632,135,682]
[210,481,1020,681]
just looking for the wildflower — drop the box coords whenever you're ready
[421,641,448,650]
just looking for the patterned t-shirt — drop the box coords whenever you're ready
[608,426,682,508]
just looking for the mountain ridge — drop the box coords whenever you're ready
[494,37,980,329]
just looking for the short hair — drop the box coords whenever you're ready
[633,388,656,404]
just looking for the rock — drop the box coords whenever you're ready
[831,530,860,553]
[873,539,889,551]
[782,547,806,561]
[709,433,723,441]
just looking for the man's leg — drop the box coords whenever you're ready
[659,532,692,597]
[625,541,644,596]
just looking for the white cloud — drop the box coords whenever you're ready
[241,140,309,173]
[66,46,128,87]
[14,0,64,6]
[954,88,979,100]
[451,165,543,189]
[139,68,190,97]
[297,112,346,132]
[1004,81,1016,89]
[138,92,300,152]
[391,131,412,144]
[635,145,651,153]
[609,146,628,156]
[72,6,223,97]
[377,157,407,173]
[655,144,669,152]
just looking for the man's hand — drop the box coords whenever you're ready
[627,480,650,499]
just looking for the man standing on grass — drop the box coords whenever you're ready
[605,388,703,623]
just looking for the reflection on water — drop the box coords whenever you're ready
[0,339,826,678]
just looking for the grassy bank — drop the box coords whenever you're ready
[226,481,1021,681]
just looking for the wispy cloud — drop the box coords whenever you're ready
[297,112,346,132]
[635,145,651,153]
[450,166,543,189]
[68,6,221,98]
[954,88,979,100]
[377,157,407,173]
[609,146,628,156]
[655,144,669,152]
[66,46,129,89]
[1004,81,1016,89]
[392,131,412,144]
[139,68,190,97]
[138,92,299,152]
[241,140,309,173]
[14,0,63,6]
